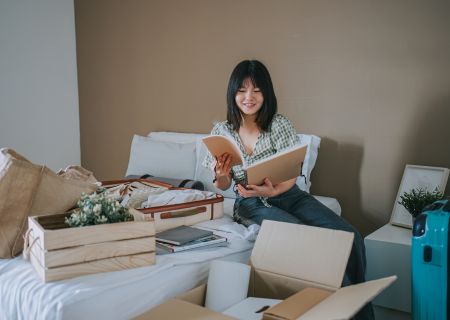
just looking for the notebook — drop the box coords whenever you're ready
[156,234,227,253]
[155,225,214,245]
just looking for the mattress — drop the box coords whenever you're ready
[0,195,340,320]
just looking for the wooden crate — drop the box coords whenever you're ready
[26,208,155,282]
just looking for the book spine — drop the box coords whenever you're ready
[172,238,227,252]
[155,238,181,246]
[156,233,214,246]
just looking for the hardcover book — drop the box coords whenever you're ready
[156,234,227,253]
[155,225,213,246]
[202,135,307,185]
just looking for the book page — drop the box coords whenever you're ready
[202,135,244,166]
[246,144,307,185]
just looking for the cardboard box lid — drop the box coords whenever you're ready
[299,276,397,319]
[251,220,354,289]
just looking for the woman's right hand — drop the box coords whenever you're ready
[214,153,232,179]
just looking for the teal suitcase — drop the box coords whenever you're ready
[412,199,450,320]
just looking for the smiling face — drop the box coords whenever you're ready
[235,78,264,119]
[227,60,277,131]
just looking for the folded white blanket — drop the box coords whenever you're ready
[194,218,260,242]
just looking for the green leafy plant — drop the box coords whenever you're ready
[65,192,133,227]
[398,188,444,218]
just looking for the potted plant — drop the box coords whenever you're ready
[398,188,445,219]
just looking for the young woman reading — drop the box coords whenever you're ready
[203,60,373,320]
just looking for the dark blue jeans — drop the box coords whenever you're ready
[233,185,374,320]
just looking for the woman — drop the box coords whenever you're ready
[203,60,373,320]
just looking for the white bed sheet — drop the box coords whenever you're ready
[0,216,253,320]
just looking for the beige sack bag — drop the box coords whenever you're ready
[0,149,97,259]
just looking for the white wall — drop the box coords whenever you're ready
[0,0,80,170]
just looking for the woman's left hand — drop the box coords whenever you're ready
[237,178,276,198]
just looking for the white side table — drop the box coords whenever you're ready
[365,224,412,313]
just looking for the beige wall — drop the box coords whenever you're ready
[75,0,450,235]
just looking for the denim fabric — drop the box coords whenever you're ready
[233,185,374,320]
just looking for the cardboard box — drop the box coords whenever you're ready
[137,220,396,319]
[27,208,155,282]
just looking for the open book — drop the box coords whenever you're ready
[202,135,307,185]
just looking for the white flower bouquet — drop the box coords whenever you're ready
[65,192,133,227]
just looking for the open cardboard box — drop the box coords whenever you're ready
[136,220,396,320]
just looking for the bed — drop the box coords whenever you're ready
[0,131,341,319]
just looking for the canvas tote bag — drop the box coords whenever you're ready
[0,149,97,258]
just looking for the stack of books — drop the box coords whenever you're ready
[156,225,227,253]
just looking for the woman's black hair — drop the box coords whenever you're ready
[226,60,277,132]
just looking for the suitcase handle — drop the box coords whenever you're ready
[160,207,207,219]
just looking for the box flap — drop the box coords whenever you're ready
[263,287,332,320]
[134,298,236,320]
[251,221,354,289]
[176,283,207,306]
[299,276,397,320]
[250,269,337,300]
[224,297,282,320]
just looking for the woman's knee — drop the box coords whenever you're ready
[236,199,300,224]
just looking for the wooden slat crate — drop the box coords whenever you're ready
[26,208,155,282]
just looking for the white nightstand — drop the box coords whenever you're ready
[365,224,412,314]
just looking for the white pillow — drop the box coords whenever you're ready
[147,131,206,144]
[125,135,197,180]
[146,132,237,198]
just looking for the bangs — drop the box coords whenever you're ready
[240,75,257,87]
[237,69,264,90]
